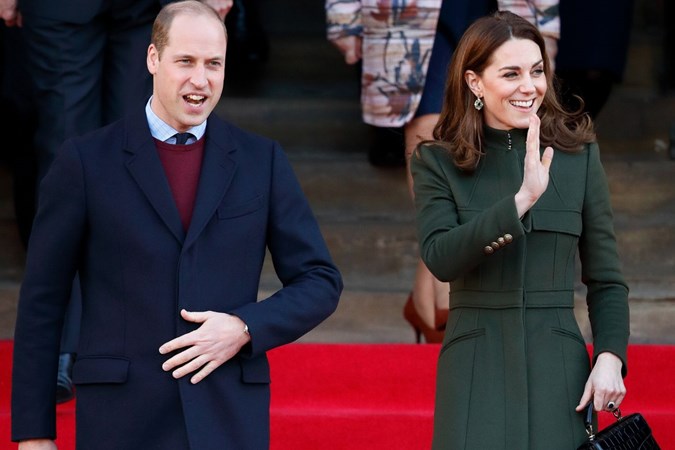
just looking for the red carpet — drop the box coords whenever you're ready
[1,341,673,449]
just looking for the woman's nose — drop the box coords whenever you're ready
[519,75,536,93]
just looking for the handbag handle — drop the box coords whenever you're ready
[582,403,623,440]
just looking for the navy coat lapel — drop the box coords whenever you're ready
[184,118,237,249]
[123,112,186,244]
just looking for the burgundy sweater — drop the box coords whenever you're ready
[154,136,205,230]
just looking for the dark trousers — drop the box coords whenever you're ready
[22,1,159,179]
[0,25,38,248]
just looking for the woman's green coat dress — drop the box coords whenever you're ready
[411,126,630,450]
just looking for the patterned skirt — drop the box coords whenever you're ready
[360,0,441,127]
[326,0,441,127]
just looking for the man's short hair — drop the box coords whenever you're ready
[151,0,227,57]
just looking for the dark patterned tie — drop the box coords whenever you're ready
[174,133,193,145]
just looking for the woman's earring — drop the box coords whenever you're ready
[474,97,484,111]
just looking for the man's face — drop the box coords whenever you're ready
[147,13,226,132]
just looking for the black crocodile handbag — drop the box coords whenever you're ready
[577,404,661,450]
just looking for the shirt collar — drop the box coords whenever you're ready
[145,97,207,142]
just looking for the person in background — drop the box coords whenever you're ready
[326,0,442,162]
[224,0,269,86]
[326,0,448,343]
[11,2,342,449]
[0,0,38,249]
[555,0,634,119]
[411,11,628,449]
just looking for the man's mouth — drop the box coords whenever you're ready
[184,94,206,105]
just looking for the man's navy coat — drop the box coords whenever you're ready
[12,109,343,449]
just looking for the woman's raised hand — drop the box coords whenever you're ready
[514,114,554,217]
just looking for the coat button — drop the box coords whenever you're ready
[504,234,513,243]
[497,237,505,246]
[484,245,494,255]
[491,242,500,250]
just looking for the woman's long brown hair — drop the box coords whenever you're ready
[423,11,595,172]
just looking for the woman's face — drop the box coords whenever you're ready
[465,38,547,130]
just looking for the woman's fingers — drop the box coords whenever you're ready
[514,114,554,216]
[523,114,553,192]
[525,115,553,169]
[541,146,554,170]
[526,114,541,157]
[575,380,594,412]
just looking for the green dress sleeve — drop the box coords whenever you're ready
[579,143,630,375]
[411,145,525,282]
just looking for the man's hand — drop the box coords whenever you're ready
[0,0,21,27]
[202,0,233,20]
[18,439,57,450]
[159,309,251,384]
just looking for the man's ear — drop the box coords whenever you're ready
[147,44,159,75]
[464,70,482,98]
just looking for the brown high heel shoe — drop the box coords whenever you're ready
[403,293,448,344]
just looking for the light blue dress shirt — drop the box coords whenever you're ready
[145,97,207,144]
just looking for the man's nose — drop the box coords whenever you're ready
[190,65,208,88]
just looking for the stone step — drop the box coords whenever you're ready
[215,98,368,156]
[594,86,675,153]
[224,38,357,100]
